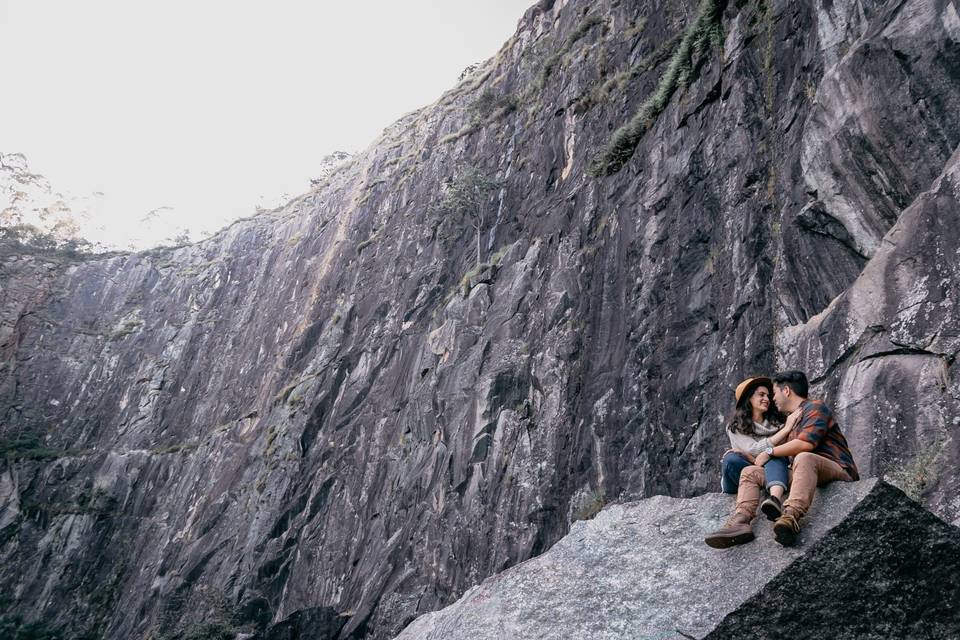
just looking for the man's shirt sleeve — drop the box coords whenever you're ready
[794,403,830,448]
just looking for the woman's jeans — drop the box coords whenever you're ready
[720,450,788,494]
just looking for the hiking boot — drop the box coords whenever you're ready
[704,512,755,549]
[773,508,802,546]
[760,494,783,521]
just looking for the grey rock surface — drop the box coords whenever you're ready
[397,479,960,640]
[781,145,960,520]
[1,0,959,637]
[395,480,879,640]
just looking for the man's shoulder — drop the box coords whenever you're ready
[803,398,833,414]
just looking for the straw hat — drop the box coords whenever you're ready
[734,376,773,405]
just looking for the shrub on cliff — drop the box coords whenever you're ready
[588,0,723,177]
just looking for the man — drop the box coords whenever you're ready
[705,370,859,548]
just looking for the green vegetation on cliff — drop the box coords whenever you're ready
[589,0,723,176]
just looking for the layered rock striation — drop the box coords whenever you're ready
[2,0,959,638]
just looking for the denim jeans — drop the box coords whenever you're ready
[720,450,788,494]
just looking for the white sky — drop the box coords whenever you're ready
[0,0,533,249]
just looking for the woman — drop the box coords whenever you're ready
[720,376,796,520]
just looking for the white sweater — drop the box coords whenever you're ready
[726,420,780,456]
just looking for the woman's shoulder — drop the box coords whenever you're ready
[727,427,762,442]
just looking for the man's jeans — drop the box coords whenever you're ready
[721,450,788,494]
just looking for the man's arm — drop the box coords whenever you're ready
[753,437,814,467]
[772,439,814,457]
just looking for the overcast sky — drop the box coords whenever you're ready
[0,0,533,248]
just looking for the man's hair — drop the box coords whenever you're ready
[773,370,809,398]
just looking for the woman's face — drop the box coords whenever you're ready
[749,386,771,416]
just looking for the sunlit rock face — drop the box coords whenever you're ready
[1,0,959,638]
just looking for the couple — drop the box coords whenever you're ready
[705,370,859,548]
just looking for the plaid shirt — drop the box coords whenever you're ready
[788,399,859,480]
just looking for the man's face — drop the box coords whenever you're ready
[773,383,788,410]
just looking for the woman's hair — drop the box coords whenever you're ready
[727,384,783,435]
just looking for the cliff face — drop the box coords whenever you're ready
[1,0,959,638]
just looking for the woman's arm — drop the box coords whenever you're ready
[720,448,753,462]
[729,430,769,457]
[768,408,803,445]
[767,423,793,446]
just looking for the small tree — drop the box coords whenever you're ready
[1,152,101,254]
[435,165,500,268]
[310,151,354,186]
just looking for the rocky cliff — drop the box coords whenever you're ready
[2,0,959,638]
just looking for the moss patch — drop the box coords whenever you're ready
[571,487,606,522]
[0,437,89,462]
[536,13,607,91]
[149,442,201,456]
[0,611,70,640]
[439,90,519,146]
[886,435,948,502]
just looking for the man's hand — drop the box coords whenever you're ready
[753,452,771,467]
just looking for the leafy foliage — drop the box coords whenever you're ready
[458,62,481,81]
[0,223,95,257]
[0,152,103,255]
[433,165,500,267]
[309,151,354,187]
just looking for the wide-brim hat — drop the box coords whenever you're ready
[734,376,773,406]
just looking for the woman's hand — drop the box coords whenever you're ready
[770,410,801,445]
[785,407,803,430]
[720,448,754,463]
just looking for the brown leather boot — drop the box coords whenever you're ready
[773,507,802,546]
[704,512,755,549]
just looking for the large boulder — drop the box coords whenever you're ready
[396,479,960,639]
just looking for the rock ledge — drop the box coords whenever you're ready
[396,480,960,639]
